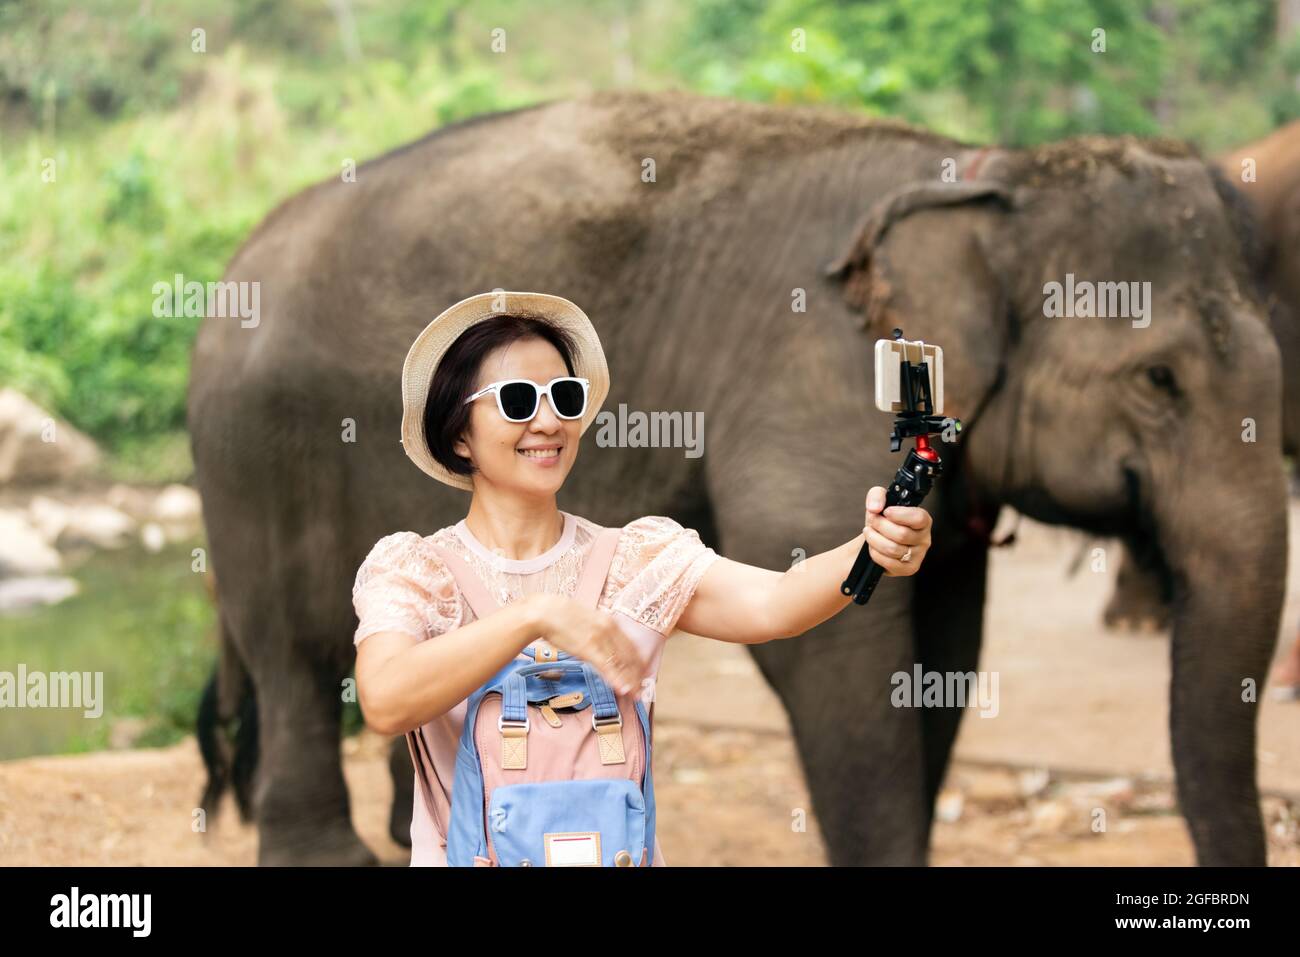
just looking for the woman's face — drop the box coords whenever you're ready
[454,337,583,497]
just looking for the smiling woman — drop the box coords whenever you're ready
[416,307,590,490]
[352,290,932,867]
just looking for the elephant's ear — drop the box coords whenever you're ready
[823,178,1019,426]
[823,181,1015,281]
[1205,161,1270,288]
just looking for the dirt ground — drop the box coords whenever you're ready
[2,512,1298,866]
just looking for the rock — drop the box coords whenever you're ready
[1127,790,1176,815]
[0,509,63,575]
[140,522,166,553]
[105,483,166,524]
[935,789,964,823]
[1017,767,1051,798]
[56,504,135,550]
[959,767,1023,807]
[152,484,202,525]
[26,495,71,545]
[1059,776,1136,808]
[0,389,100,484]
[105,483,144,514]
[149,483,203,542]
[0,575,79,612]
[1028,798,1075,835]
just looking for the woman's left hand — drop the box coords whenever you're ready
[863,485,932,577]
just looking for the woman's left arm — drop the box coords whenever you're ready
[675,486,932,643]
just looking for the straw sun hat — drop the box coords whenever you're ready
[399,291,611,491]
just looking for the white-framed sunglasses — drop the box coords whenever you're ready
[462,376,590,423]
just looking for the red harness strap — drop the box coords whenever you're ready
[961,145,994,181]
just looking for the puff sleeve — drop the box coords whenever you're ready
[352,532,462,645]
[604,516,722,638]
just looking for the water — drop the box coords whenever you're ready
[0,536,214,760]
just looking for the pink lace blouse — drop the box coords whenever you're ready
[351,510,722,866]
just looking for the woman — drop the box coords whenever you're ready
[352,290,933,865]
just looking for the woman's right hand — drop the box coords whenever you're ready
[528,594,646,696]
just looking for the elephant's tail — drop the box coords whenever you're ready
[196,572,259,826]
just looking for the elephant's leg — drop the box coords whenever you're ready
[388,738,414,848]
[752,616,929,865]
[1103,544,1171,633]
[910,534,989,830]
[216,570,377,867]
[249,640,377,866]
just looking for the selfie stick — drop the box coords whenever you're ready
[841,329,962,606]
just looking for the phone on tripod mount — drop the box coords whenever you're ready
[841,329,960,605]
[874,337,944,418]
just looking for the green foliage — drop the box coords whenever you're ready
[1,35,520,451]
[672,0,1170,143]
[669,0,1300,148]
[103,150,164,229]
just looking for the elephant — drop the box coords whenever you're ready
[191,90,1286,866]
[1219,120,1300,461]
[1103,122,1300,635]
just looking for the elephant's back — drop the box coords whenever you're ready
[186,91,951,444]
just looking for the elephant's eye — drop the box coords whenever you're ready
[1145,364,1180,398]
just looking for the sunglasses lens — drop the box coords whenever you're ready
[551,379,586,418]
[499,382,538,421]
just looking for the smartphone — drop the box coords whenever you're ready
[874,338,944,414]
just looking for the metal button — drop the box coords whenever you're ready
[519,858,533,867]
[614,850,633,867]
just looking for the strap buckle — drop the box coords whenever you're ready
[499,712,530,769]
[498,714,530,733]
[592,709,626,765]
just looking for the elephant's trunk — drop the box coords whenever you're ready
[1153,450,1286,865]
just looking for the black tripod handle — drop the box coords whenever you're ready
[841,447,941,605]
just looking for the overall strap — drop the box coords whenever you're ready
[405,542,500,843]
[575,526,623,608]
[404,724,449,842]
[429,544,500,620]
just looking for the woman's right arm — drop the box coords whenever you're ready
[357,597,541,735]
[356,593,646,735]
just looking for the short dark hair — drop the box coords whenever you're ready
[424,313,579,482]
